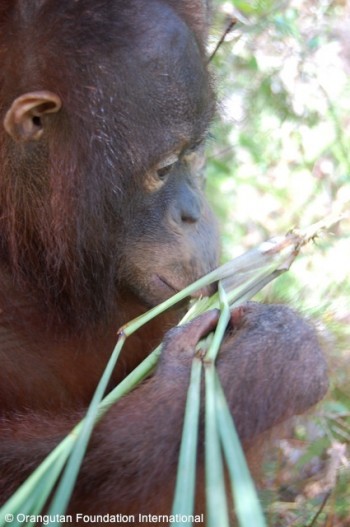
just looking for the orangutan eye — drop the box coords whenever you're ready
[157,164,173,180]
[144,154,179,192]
[156,154,178,180]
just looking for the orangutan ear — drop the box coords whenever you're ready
[3,90,62,142]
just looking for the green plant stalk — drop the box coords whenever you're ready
[1,478,48,527]
[170,357,203,526]
[205,283,230,362]
[46,334,127,522]
[101,270,282,413]
[2,220,335,521]
[0,341,163,524]
[24,459,71,524]
[170,283,233,524]
[13,278,236,523]
[98,345,161,410]
[203,280,268,527]
[181,266,288,327]
[0,434,73,525]
[0,341,164,522]
[121,235,297,336]
[204,363,230,527]
[171,272,274,527]
[0,336,126,524]
[121,268,225,336]
[0,247,293,522]
[203,284,232,527]
[215,372,266,527]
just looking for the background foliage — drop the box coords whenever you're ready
[206,0,350,525]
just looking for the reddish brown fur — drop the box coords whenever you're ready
[0,1,328,525]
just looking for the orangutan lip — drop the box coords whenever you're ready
[156,275,214,300]
[156,275,179,294]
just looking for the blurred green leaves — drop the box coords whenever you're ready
[207,1,350,524]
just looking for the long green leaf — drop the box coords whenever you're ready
[0,434,73,526]
[205,283,230,362]
[1,225,319,521]
[46,335,126,522]
[215,372,267,527]
[171,358,203,526]
[204,364,230,527]
[122,232,300,335]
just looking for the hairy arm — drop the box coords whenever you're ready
[0,305,328,515]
